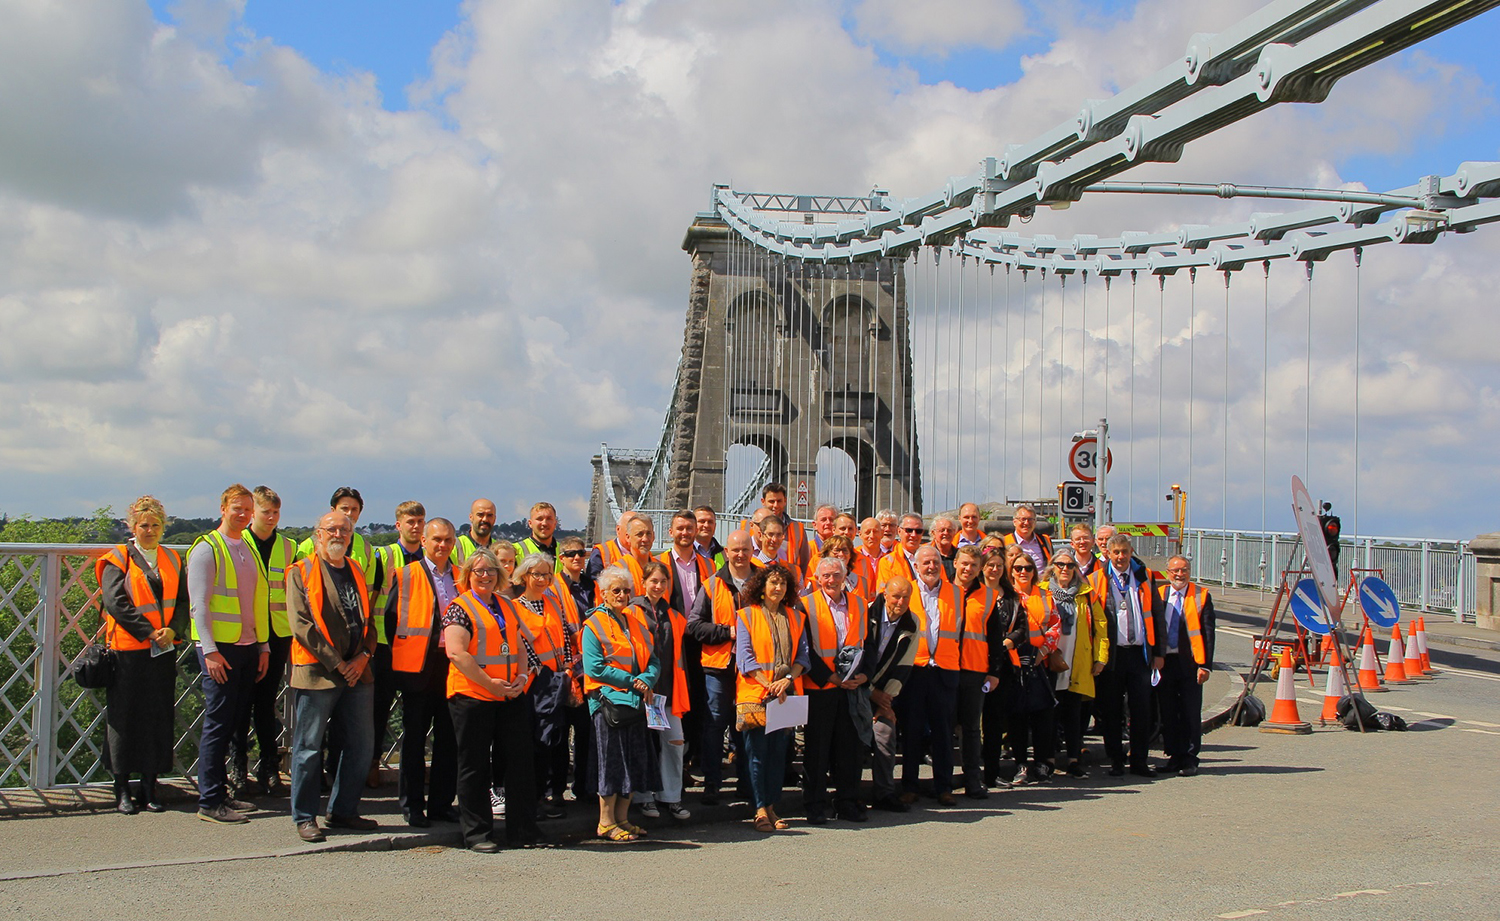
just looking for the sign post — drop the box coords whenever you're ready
[1094,418,1109,535]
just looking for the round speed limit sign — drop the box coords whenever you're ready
[1068,439,1113,482]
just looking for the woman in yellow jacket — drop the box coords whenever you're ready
[1043,550,1109,778]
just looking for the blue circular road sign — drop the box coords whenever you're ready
[1289,578,1331,635]
[1359,576,1401,628]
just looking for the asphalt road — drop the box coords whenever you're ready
[3,626,1496,921]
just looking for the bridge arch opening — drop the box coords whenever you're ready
[815,444,857,513]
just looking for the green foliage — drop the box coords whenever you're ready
[0,507,119,544]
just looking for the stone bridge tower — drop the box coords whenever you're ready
[664,213,920,520]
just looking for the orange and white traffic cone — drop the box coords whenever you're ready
[1403,621,1430,680]
[1384,625,1412,685]
[1416,617,1437,675]
[1320,644,1347,725]
[1357,626,1387,693]
[1261,648,1313,734]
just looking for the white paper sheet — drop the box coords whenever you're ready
[764,693,810,732]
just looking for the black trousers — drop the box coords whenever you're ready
[1158,652,1205,766]
[955,671,987,792]
[1096,647,1155,768]
[1006,705,1056,765]
[397,680,457,816]
[450,694,537,847]
[1056,689,1089,764]
[981,678,1008,783]
[802,687,863,815]
[896,667,958,795]
[543,704,593,800]
[230,632,292,778]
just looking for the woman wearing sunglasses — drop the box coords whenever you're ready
[998,552,1062,785]
[1042,552,1109,777]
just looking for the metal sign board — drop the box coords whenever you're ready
[1061,481,1095,516]
[1113,523,1172,537]
[1289,578,1332,635]
[1358,576,1401,628]
[1290,475,1341,619]
[1067,439,1113,482]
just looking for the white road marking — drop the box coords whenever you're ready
[1462,719,1500,728]
[1412,711,1456,719]
[1462,728,1500,736]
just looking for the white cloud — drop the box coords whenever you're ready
[0,0,1494,541]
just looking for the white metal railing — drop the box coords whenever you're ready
[0,543,405,792]
[1129,529,1476,622]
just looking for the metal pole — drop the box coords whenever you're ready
[1420,540,1431,612]
[34,550,62,788]
[1093,417,1109,534]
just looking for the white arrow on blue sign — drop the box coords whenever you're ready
[1289,578,1331,635]
[1358,576,1401,628]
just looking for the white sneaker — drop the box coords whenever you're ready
[490,787,505,818]
[666,802,691,820]
[638,800,660,819]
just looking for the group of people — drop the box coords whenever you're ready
[95,482,1216,851]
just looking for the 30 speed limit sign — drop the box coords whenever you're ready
[1068,439,1113,482]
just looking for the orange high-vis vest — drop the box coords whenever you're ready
[447,591,530,700]
[548,577,583,632]
[960,585,998,673]
[849,555,877,599]
[1002,531,1053,563]
[734,603,807,706]
[804,590,868,690]
[631,600,690,717]
[699,574,742,671]
[908,579,961,670]
[389,561,448,674]
[1009,587,1051,667]
[512,593,566,672]
[289,556,370,667]
[583,607,654,695]
[595,552,651,605]
[95,544,182,652]
[1158,582,1209,665]
[874,550,917,594]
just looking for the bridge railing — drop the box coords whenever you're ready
[0,543,407,793]
[1129,529,1476,622]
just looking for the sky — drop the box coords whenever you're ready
[2,0,1498,539]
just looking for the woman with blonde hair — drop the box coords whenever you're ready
[1043,551,1109,777]
[95,496,190,814]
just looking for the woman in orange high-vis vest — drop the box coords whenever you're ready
[734,563,809,834]
[583,565,660,843]
[976,546,1015,788]
[95,496,190,814]
[441,548,541,853]
[628,561,692,822]
[998,552,1062,786]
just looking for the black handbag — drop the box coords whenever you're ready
[596,694,645,728]
[73,639,116,689]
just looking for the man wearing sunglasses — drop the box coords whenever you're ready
[875,514,927,594]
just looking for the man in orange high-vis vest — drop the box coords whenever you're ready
[285,511,379,844]
[385,519,462,828]
[1096,533,1167,779]
[801,557,876,824]
[585,510,643,598]
[685,529,756,804]
[952,546,999,799]
[874,513,926,594]
[661,510,714,785]
[897,546,961,806]
[1002,504,1053,571]
[1156,556,1216,777]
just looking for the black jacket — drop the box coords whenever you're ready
[1097,557,1168,668]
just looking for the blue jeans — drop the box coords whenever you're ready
[289,682,374,824]
[196,644,260,810]
[701,669,743,793]
[742,726,789,810]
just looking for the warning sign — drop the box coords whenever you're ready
[1112,523,1172,537]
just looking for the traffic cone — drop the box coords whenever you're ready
[1403,621,1430,680]
[1383,625,1412,685]
[1416,617,1437,674]
[1356,626,1387,693]
[1261,648,1313,734]
[1320,644,1347,724]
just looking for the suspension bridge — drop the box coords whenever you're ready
[591,0,1500,566]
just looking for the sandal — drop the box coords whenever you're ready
[772,817,791,830]
[620,821,649,836]
[752,814,775,834]
[596,823,637,842]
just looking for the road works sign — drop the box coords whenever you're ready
[1290,578,1332,635]
[1113,523,1172,537]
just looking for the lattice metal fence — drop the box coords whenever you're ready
[1,543,405,792]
